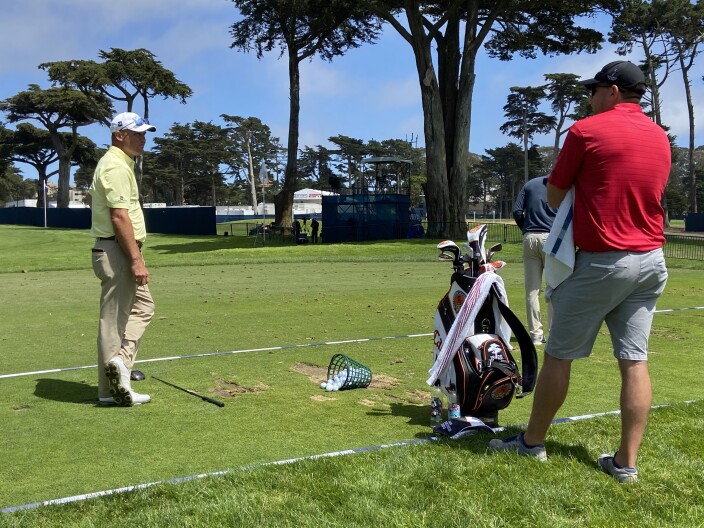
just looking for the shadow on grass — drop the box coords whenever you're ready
[367,401,429,437]
[432,424,595,468]
[34,378,97,404]
[148,237,247,254]
[374,401,596,468]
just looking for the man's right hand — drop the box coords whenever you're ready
[131,258,150,286]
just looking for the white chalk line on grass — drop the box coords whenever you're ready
[2,305,702,381]
[0,334,433,380]
[2,399,697,514]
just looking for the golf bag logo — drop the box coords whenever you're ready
[451,290,466,313]
[486,342,505,363]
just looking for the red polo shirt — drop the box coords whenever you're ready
[549,103,670,252]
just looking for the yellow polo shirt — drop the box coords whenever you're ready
[89,146,146,241]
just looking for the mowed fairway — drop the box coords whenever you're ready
[0,225,703,526]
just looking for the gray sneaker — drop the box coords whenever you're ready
[598,454,638,483]
[488,432,547,461]
[105,357,133,406]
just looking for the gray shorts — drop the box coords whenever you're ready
[546,248,668,361]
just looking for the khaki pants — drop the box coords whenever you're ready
[522,232,552,343]
[92,239,155,399]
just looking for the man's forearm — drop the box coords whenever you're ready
[110,209,141,262]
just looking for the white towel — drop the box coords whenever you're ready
[544,187,575,298]
[427,272,510,386]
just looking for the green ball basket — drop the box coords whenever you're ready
[327,354,372,390]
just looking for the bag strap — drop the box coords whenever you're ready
[491,286,538,396]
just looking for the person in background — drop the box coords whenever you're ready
[89,112,157,407]
[311,217,320,244]
[513,176,556,345]
[489,61,670,484]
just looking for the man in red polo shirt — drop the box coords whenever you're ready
[489,61,670,483]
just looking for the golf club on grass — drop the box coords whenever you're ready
[152,376,225,407]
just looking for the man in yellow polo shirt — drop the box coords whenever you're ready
[89,112,156,406]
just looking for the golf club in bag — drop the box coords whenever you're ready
[428,224,538,437]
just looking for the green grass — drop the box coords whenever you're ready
[1,224,703,526]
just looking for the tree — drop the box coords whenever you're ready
[0,164,33,206]
[328,134,366,187]
[148,122,229,206]
[656,0,704,213]
[608,0,671,127]
[221,115,280,210]
[149,124,198,205]
[361,1,609,237]
[230,0,381,228]
[40,48,193,201]
[298,145,335,189]
[190,121,230,206]
[542,73,587,165]
[40,48,193,123]
[0,123,55,207]
[480,142,543,217]
[0,84,112,207]
[500,85,555,183]
[0,123,97,207]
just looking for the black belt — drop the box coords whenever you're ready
[97,236,143,249]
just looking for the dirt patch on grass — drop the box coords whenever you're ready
[311,394,336,401]
[212,379,269,398]
[292,362,328,382]
[406,390,429,403]
[358,399,376,407]
[369,374,399,389]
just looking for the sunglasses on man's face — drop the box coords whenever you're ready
[119,117,150,130]
[589,83,613,97]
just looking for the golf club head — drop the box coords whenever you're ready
[131,369,145,381]
[437,240,460,259]
[487,243,502,261]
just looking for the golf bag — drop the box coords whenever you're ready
[429,225,538,426]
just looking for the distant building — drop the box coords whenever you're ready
[293,188,337,215]
[4,199,36,208]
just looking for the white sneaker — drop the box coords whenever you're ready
[99,392,150,406]
[105,357,133,406]
[129,391,151,405]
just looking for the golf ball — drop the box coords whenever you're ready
[320,382,327,389]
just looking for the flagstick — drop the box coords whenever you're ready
[262,184,266,243]
[43,181,47,228]
[259,161,268,243]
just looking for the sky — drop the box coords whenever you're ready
[1,0,703,182]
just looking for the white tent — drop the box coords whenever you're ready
[293,188,337,201]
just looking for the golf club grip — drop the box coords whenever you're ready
[201,395,225,407]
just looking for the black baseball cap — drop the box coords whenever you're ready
[579,61,646,95]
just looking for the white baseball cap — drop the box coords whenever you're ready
[110,112,157,133]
